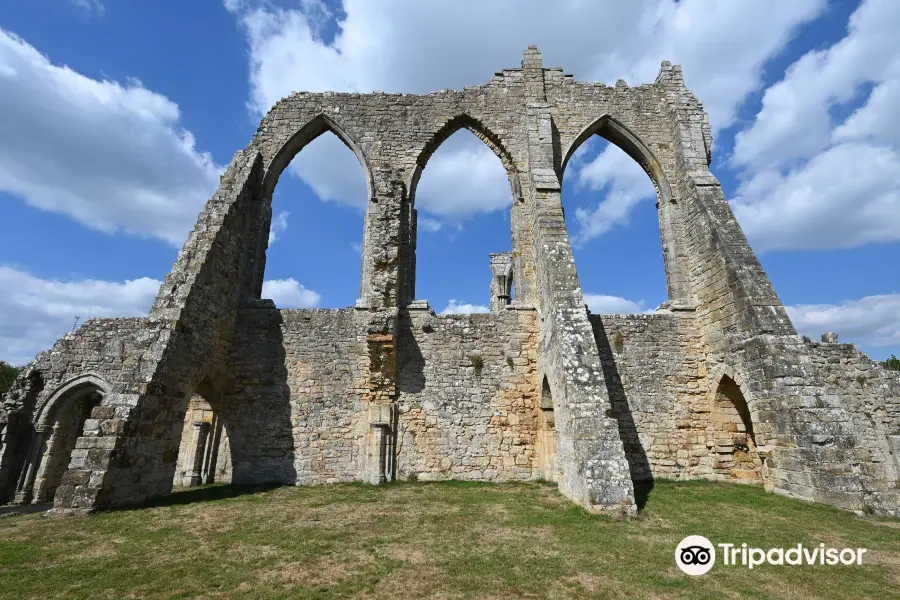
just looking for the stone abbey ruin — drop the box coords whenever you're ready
[1,47,898,517]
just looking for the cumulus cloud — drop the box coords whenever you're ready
[731,0,900,251]
[732,143,900,250]
[0,268,321,365]
[440,300,490,315]
[268,210,290,244]
[0,266,160,366]
[583,294,647,314]
[786,294,900,350]
[226,0,823,231]
[285,133,369,209]
[570,142,656,246]
[414,131,511,219]
[261,278,321,308]
[0,29,221,245]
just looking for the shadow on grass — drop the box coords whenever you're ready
[634,479,655,512]
[101,483,284,513]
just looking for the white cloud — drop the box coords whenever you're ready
[70,0,104,15]
[786,294,900,350]
[440,300,490,315]
[285,132,368,209]
[268,210,290,244]
[226,0,823,225]
[732,143,900,251]
[0,29,222,246]
[0,268,322,365]
[418,217,444,233]
[570,142,656,245]
[583,294,646,314]
[0,266,160,366]
[731,0,900,251]
[414,131,511,219]
[261,278,321,308]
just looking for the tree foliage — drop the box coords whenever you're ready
[0,361,23,395]
[882,354,900,371]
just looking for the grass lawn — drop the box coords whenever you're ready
[0,479,897,599]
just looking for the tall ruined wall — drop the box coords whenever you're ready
[227,303,369,485]
[588,311,705,482]
[395,308,541,482]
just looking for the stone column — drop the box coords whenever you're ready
[182,422,210,487]
[201,415,223,485]
[14,426,46,505]
[489,253,513,312]
[364,404,395,485]
[359,174,406,309]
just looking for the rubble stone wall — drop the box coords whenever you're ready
[395,308,541,482]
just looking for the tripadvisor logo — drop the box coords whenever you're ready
[676,535,716,575]
[675,536,868,575]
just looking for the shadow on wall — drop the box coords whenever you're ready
[224,305,298,486]
[397,313,426,395]
[591,317,653,509]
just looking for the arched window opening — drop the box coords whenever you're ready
[411,129,515,315]
[262,130,368,309]
[712,376,763,485]
[172,381,231,488]
[536,378,557,482]
[561,134,668,314]
[16,380,104,504]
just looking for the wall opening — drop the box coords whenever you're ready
[711,376,763,485]
[172,392,231,488]
[560,127,675,313]
[536,378,558,482]
[262,130,368,309]
[409,127,516,315]
[16,381,103,504]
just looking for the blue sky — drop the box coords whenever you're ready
[1,0,898,365]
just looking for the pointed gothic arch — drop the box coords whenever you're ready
[262,113,375,202]
[407,114,522,207]
[559,115,672,204]
[558,114,688,300]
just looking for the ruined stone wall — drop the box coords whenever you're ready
[226,304,369,485]
[395,308,541,482]
[805,341,900,488]
[1,317,148,419]
[588,311,707,481]
[0,317,150,504]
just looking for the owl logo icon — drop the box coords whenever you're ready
[676,536,716,575]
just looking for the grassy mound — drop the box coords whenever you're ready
[0,480,897,599]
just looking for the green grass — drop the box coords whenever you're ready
[0,479,897,599]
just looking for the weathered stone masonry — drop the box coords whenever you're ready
[2,47,897,517]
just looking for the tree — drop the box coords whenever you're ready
[0,361,23,395]
[882,354,900,372]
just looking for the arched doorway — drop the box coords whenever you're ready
[173,392,232,487]
[711,376,763,484]
[15,376,107,504]
[536,378,558,482]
